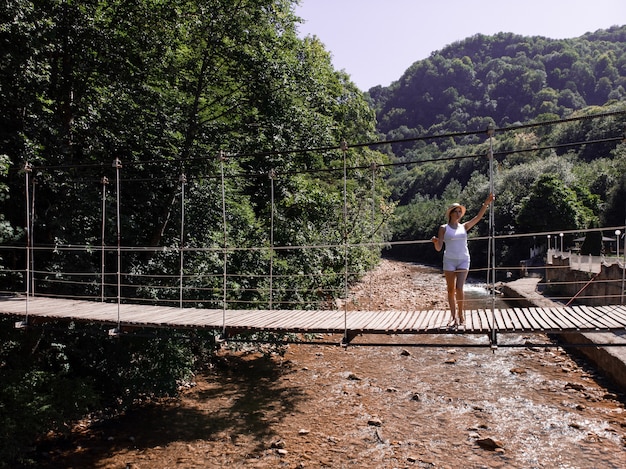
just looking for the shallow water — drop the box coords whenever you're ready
[346,333,626,468]
[37,260,626,469]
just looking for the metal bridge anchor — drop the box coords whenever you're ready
[489,329,498,353]
[341,330,359,348]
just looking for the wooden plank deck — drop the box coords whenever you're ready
[2,296,626,336]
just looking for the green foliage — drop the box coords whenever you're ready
[371,26,626,161]
[0,317,212,467]
[0,2,388,466]
[516,174,587,232]
[370,26,626,266]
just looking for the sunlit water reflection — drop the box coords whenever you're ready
[371,269,626,468]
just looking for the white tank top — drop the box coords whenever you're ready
[443,224,469,260]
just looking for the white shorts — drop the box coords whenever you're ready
[443,257,470,272]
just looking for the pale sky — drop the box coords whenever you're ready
[295,0,625,91]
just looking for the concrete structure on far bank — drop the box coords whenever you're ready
[503,256,626,392]
[545,255,625,306]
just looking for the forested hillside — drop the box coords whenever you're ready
[370,26,626,137]
[367,26,626,266]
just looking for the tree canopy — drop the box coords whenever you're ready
[367,27,626,266]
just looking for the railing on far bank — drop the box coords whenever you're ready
[544,254,625,306]
[547,249,624,273]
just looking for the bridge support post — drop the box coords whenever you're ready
[489,330,498,353]
[341,330,359,348]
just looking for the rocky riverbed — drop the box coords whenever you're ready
[38,259,626,468]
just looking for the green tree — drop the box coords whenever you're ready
[516,174,585,233]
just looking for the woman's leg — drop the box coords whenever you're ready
[444,270,457,325]
[455,269,469,324]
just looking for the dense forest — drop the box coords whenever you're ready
[0,1,625,465]
[0,1,389,465]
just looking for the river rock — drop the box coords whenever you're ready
[565,382,585,391]
[476,437,504,451]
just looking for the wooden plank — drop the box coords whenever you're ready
[289,310,341,331]
[373,310,400,332]
[384,311,403,334]
[250,309,293,329]
[426,309,449,330]
[507,307,533,331]
[323,310,352,332]
[364,310,393,332]
[402,310,429,332]
[589,305,626,329]
[514,307,543,331]
[567,307,604,331]
[125,305,189,326]
[585,305,626,329]
[365,310,397,332]
[292,310,343,332]
[393,310,417,332]
[475,309,493,331]
[258,309,308,330]
[571,305,614,330]
[225,309,277,328]
[462,310,474,330]
[548,306,587,331]
[383,310,403,332]
[345,308,378,331]
[499,308,518,331]
[492,308,508,331]
[543,307,578,330]
[530,307,563,331]
[411,309,435,332]
[472,310,487,332]
[598,305,626,324]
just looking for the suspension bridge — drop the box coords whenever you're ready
[1,113,626,347]
[2,293,626,346]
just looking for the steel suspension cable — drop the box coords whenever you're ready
[16,111,625,177]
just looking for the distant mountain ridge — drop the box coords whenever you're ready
[368,25,626,142]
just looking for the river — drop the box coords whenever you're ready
[35,259,626,469]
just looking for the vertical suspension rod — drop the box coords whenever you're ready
[487,125,497,348]
[179,173,187,309]
[30,177,36,296]
[269,170,275,311]
[220,152,228,335]
[342,141,349,343]
[113,158,122,332]
[23,162,33,322]
[100,176,109,302]
[368,163,377,310]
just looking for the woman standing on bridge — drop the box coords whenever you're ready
[431,193,495,329]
